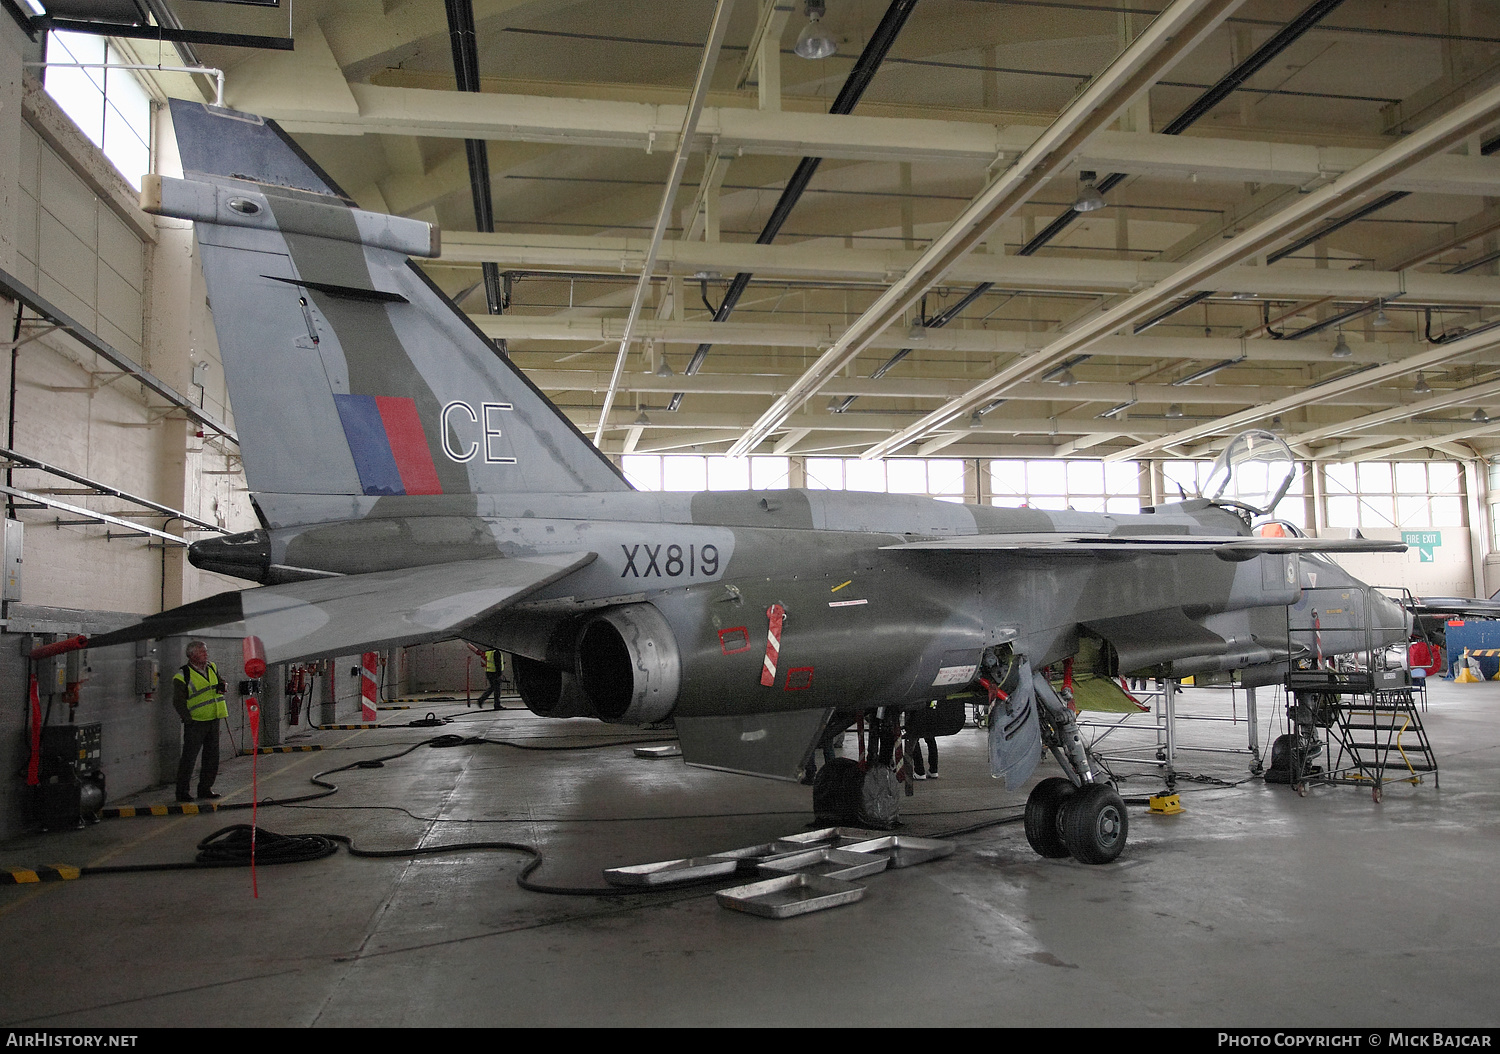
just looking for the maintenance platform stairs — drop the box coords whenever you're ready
[1285,668,1439,801]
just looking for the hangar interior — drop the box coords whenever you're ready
[0,0,1498,1028]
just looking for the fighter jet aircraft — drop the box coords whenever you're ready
[90,101,1408,866]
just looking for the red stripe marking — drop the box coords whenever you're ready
[361,652,378,722]
[375,396,443,495]
[761,604,784,687]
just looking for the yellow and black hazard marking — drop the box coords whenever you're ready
[238,744,323,755]
[3,864,81,884]
[1464,648,1500,657]
[313,723,384,730]
[104,802,220,819]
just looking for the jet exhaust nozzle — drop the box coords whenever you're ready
[575,603,680,724]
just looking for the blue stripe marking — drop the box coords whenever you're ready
[333,394,405,496]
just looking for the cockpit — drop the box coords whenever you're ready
[1201,430,1297,519]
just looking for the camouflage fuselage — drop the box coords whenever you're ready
[227,489,1398,720]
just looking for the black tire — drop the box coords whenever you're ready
[1023,777,1077,858]
[1059,784,1128,865]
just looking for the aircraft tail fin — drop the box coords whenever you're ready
[152,100,629,527]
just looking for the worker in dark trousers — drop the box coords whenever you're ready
[906,701,940,779]
[172,640,227,802]
[476,649,505,709]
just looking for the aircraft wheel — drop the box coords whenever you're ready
[1023,777,1076,858]
[1059,784,1128,865]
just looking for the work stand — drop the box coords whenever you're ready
[1281,584,1437,801]
[1285,669,1438,801]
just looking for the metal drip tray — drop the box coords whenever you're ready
[840,835,955,868]
[603,856,740,887]
[756,847,890,882]
[716,874,866,918]
[705,843,782,872]
[772,827,883,852]
[633,744,681,758]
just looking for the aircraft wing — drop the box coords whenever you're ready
[884,534,1405,560]
[87,552,594,663]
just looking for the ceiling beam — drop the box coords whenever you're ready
[522,367,1406,409]
[440,233,1500,305]
[864,81,1500,460]
[593,0,735,444]
[243,81,1500,197]
[1110,324,1500,461]
[727,0,1248,456]
[1287,377,1500,446]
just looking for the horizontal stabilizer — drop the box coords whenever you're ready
[88,552,594,663]
[887,534,1405,561]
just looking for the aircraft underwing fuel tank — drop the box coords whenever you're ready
[79,100,1411,867]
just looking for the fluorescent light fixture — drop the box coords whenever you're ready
[1171,356,1245,386]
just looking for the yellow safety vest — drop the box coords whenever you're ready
[484,650,501,674]
[176,662,228,721]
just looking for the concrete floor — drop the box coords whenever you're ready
[2,678,1497,1027]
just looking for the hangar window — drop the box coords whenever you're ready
[621,455,789,491]
[42,31,152,191]
[1323,461,1463,530]
[805,458,965,502]
[989,459,1141,513]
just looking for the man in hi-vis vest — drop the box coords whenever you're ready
[172,640,227,802]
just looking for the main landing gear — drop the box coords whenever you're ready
[1023,777,1128,864]
[1022,662,1128,864]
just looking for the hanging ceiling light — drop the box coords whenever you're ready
[1413,371,1431,396]
[908,319,927,341]
[633,410,651,426]
[1165,403,1184,419]
[1331,333,1353,358]
[1371,302,1391,327]
[1269,415,1286,433]
[1056,367,1077,387]
[1473,408,1490,424]
[968,410,984,429]
[794,0,837,59]
[654,358,674,378]
[1073,170,1106,213]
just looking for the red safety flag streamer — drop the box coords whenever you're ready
[361,652,379,722]
[242,636,267,899]
[26,676,41,786]
[761,604,785,687]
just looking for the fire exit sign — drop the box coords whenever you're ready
[1402,531,1441,561]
